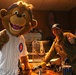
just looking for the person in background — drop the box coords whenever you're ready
[44,23,76,74]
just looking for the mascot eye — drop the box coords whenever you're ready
[14,11,18,15]
[22,13,26,17]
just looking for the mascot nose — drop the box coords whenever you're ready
[17,14,22,18]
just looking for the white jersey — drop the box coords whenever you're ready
[0,31,28,75]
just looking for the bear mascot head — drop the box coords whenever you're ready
[0,1,37,75]
[0,1,37,36]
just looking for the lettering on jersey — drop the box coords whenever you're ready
[19,43,23,52]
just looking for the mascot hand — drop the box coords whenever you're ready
[24,65,32,75]
[0,29,9,49]
[20,56,32,75]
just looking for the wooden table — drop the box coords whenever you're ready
[19,70,62,75]
[30,62,62,75]
[20,70,62,75]
[34,69,62,75]
[19,62,62,75]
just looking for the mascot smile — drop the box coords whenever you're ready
[0,1,37,36]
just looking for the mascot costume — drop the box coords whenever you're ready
[0,1,37,75]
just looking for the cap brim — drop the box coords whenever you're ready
[52,27,60,30]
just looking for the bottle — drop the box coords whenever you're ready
[62,58,73,75]
[39,70,41,75]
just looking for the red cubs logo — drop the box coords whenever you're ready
[19,43,23,52]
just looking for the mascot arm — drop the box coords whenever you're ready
[20,55,31,70]
[20,55,31,75]
[0,29,9,50]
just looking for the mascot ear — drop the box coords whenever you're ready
[31,19,38,28]
[0,9,7,19]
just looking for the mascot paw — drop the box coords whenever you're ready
[0,29,9,49]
